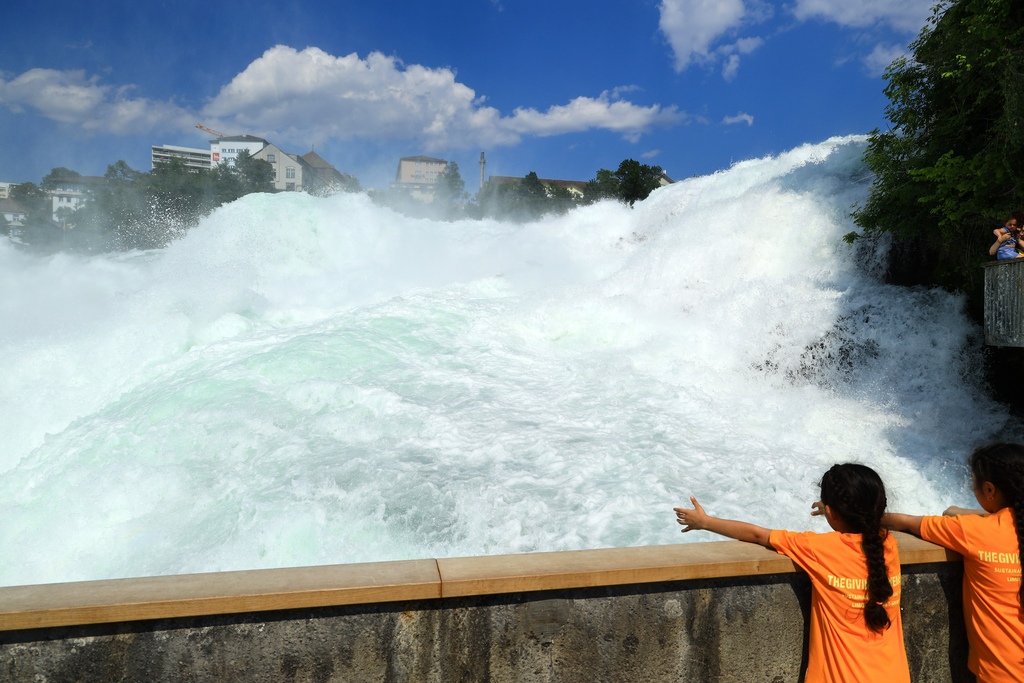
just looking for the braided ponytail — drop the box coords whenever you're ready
[969,443,1024,609]
[820,463,893,633]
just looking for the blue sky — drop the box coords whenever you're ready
[0,0,935,192]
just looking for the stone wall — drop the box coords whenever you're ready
[0,537,973,682]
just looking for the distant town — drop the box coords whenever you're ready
[1,126,672,253]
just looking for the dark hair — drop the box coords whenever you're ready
[968,442,1024,608]
[820,463,893,633]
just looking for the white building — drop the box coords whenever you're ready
[0,182,14,199]
[253,144,304,192]
[48,176,104,223]
[151,133,351,194]
[151,144,213,171]
[210,135,268,167]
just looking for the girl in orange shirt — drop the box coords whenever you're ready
[674,463,909,683]
[884,442,1024,683]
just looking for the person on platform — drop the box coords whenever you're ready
[673,463,909,683]
[989,213,1024,260]
[884,443,1024,683]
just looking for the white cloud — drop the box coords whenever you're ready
[721,55,742,82]
[863,43,910,76]
[0,68,191,134]
[0,47,686,150]
[203,46,685,149]
[791,0,933,33]
[658,0,748,72]
[658,0,929,79]
[502,91,685,144]
[658,1,767,79]
[722,113,754,126]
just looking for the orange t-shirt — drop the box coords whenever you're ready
[920,509,1023,683]
[769,529,909,683]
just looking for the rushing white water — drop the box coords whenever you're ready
[0,136,1015,587]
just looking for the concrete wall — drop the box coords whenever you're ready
[0,536,973,683]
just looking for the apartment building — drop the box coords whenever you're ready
[391,156,447,201]
[151,145,213,171]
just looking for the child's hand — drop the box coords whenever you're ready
[674,496,710,532]
[811,501,825,517]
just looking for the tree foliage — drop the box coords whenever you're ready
[613,159,664,206]
[14,153,292,253]
[583,160,663,206]
[434,161,466,205]
[9,181,62,250]
[41,167,80,189]
[475,171,581,221]
[582,169,620,203]
[234,150,275,195]
[852,0,1024,296]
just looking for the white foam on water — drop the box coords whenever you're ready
[0,136,1012,586]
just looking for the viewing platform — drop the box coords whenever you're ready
[984,258,1024,346]
[1,536,969,682]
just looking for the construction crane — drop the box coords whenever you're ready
[195,124,227,138]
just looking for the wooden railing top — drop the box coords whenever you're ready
[0,534,959,632]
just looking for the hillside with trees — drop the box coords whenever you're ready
[851,0,1024,311]
[850,0,1024,406]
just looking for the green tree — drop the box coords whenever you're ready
[546,183,579,215]
[476,171,551,221]
[150,157,217,228]
[235,150,275,194]
[614,159,663,207]
[41,167,81,190]
[429,161,467,219]
[509,172,549,220]
[583,169,619,204]
[434,161,466,205]
[79,161,153,250]
[9,182,61,249]
[518,171,548,202]
[851,0,1024,299]
[475,180,518,219]
[10,181,49,213]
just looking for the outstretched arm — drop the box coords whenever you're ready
[881,513,924,536]
[674,496,773,548]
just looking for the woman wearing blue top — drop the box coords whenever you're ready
[989,213,1024,260]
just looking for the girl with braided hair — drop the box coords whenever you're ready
[674,463,909,683]
[884,442,1024,683]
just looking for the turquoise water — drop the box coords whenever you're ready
[0,136,1013,586]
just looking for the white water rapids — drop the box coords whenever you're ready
[0,136,1014,586]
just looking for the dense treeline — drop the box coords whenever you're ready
[371,159,665,222]
[4,154,664,253]
[5,152,279,252]
[851,0,1024,315]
